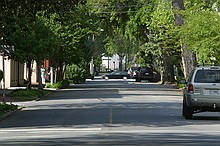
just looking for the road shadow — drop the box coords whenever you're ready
[1,101,220,129]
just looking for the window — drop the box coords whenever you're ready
[194,69,220,83]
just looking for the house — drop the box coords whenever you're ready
[0,45,50,89]
[102,54,120,71]
[0,45,25,89]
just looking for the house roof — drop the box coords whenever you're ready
[0,45,14,56]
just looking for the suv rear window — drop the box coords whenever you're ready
[194,69,220,83]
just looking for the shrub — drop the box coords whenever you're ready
[11,89,50,101]
[66,64,86,83]
[45,79,70,89]
[0,103,18,112]
[176,76,186,89]
[12,89,48,97]
[45,83,61,88]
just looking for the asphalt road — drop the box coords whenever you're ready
[1,78,220,145]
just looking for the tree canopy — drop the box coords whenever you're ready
[1,0,220,85]
[179,5,220,64]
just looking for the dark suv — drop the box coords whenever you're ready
[135,67,160,82]
[182,65,220,119]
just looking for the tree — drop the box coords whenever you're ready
[104,29,132,71]
[172,0,220,79]
[143,0,180,83]
[172,0,197,80]
[0,0,80,44]
[0,0,82,89]
[9,15,55,89]
[89,0,143,70]
[39,2,98,82]
[1,0,100,86]
[125,0,157,66]
[178,5,220,65]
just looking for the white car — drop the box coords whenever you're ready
[182,65,220,119]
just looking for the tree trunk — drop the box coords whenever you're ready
[56,66,62,82]
[37,63,44,90]
[62,63,66,79]
[162,50,175,84]
[26,61,32,89]
[55,63,65,82]
[172,0,197,79]
[119,55,124,71]
[172,0,185,26]
[181,44,197,79]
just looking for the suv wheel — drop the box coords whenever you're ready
[183,98,193,119]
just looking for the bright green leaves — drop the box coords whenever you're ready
[147,0,179,59]
[151,1,175,29]
[150,0,175,32]
[179,8,220,64]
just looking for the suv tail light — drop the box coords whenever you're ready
[188,84,194,93]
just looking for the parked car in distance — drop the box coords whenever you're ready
[135,67,160,82]
[182,65,220,119]
[103,71,130,79]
